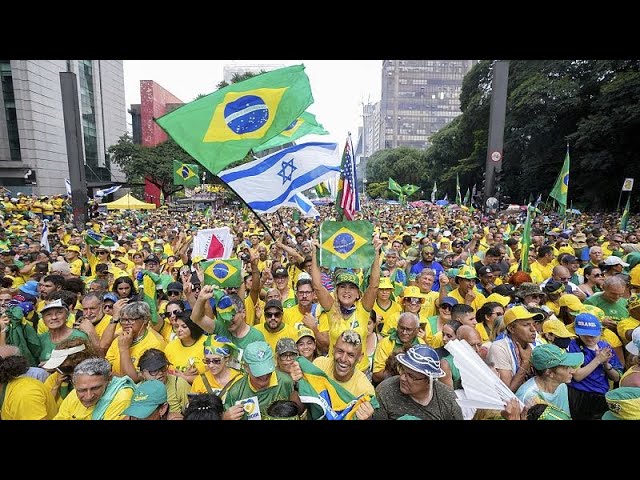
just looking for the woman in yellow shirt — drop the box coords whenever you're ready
[163,311,207,384]
[190,335,242,395]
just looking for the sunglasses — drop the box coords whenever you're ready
[265,311,282,318]
[164,310,182,317]
[405,297,423,305]
[202,357,223,365]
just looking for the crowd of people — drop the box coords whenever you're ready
[1,191,639,420]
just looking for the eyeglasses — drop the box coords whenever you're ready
[278,352,297,360]
[145,365,168,376]
[164,310,182,317]
[191,285,201,291]
[297,290,313,296]
[168,291,181,296]
[592,273,603,277]
[265,311,282,318]
[120,316,143,324]
[439,304,452,310]
[97,251,108,255]
[398,364,427,382]
[397,325,417,333]
[202,358,223,365]
[103,304,114,310]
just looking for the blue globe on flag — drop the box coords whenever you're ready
[224,95,269,134]
[333,232,356,255]
[213,263,230,279]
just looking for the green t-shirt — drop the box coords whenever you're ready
[584,292,629,321]
[223,370,293,419]
[38,329,89,362]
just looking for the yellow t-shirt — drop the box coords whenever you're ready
[164,335,208,375]
[282,304,320,329]
[313,356,375,398]
[617,317,639,345]
[372,300,403,333]
[254,322,299,353]
[190,368,242,395]
[326,302,370,372]
[1,376,58,420]
[448,288,486,312]
[530,261,554,284]
[69,258,84,277]
[105,328,167,375]
[53,385,134,420]
[373,336,424,374]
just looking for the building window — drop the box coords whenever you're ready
[0,60,21,162]
[78,60,108,182]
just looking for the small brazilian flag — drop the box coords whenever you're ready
[318,220,374,270]
[156,65,313,175]
[173,160,200,187]
[142,273,159,325]
[202,259,242,288]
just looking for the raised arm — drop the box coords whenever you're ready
[190,285,216,334]
[310,239,334,311]
[361,237,383,312]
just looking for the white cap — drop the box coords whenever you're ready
[625,327,640,356]
[40,298,69,313]
[41,344,86,370]
[603,256,629,267]
[443,230,451,237]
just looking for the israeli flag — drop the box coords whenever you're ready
[95,185,121,197]
[65,178,72,196]
[285,192,320,218]
[40,220,50,252]
[219,142,340,213]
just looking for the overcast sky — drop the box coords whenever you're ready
[123,60,382,146]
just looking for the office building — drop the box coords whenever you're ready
[378,60,476,151]
[0,60,127,195]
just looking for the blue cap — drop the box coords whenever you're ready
[18,280,39,297]
[103,292,118,303]
[440,296,459,307]
[574,312,602,336]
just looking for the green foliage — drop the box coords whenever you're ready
[366,181,391,199]
[367,60,640,210]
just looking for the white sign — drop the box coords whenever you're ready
[490,151,502,162]
[236,396,261,420]
[622,178,634,192]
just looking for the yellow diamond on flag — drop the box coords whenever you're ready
[205,260,238,283]
[321,227,368,261]
[281,117,305,138]
[177,164,197,180]
[203,87,288,142]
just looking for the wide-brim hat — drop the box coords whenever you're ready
[396,344,445,378]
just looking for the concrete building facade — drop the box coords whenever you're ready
[378,60,476,151]
[0,60,127,196]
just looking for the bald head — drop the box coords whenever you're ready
[457,325,483,353]
[0,345,21,359]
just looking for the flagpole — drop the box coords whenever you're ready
[617,183,624,212]
[215,175,276,241]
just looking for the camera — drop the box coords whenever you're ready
[240,253,249,262]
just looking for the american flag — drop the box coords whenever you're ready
[337,134,359,220]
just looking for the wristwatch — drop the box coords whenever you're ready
[293,381,299,392]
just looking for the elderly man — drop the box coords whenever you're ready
[223,340,301,420]
[373,344,463,420]
[54,357,135,420]
[372,312,424,385]
[104,301,166,382]
[290,330,375,420]
[584,276,629,331]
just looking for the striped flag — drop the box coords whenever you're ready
[95,185,122,197]
[40,220,50,252]
[336,134,359,220]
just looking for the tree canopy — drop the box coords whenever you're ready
[366,60,640,210]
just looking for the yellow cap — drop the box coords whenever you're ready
[456,265,477,280]
[558,294,583,312]
[542,319,576,338]
[400,286,427,299]
[378,277,394,290]
[296,327,316,342]
[504,305,544,325]
[66,245,81,253]
[485,293,510,307]
[630,265,640,288]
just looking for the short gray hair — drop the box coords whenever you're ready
[398,312,420,329]
[121,301,150,321]
[418,268,435,279]
[50,261,71,274]
[73,357,111,381]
